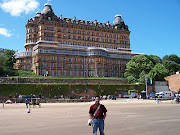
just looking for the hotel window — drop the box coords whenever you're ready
[68,30,71,33]
[73,36,76,39]
[87,32,90,35]
[75,71,78,76]
[34,29,37,32]
[57,70,60,76]
[43,62,47,67]
[78,42,81,45]
[63,71,66,76]
[92,38,95,41]
[105,45,108,48]
[63,35,66,38]
[59,41,62,43]
[114,40,116,43]
[75,64,78,69]
[105,39,108,43]
[78,31,81,34]
[75,58,78,62]
[73,30,76,34]
[109,39,112,43]
[29,35,32,38]
[63,29,66,33]
[58,35,61,38]
[109,34,112,38]
[90,58,93,62]
[101,39,103,42]
[83,37,85,40]
[52,57,54,60]
[101,44,104,48]
[101,33,103,37]
[69,64,72,68]
[68,41,71,45]
[57,63,60,67]
[81,71,83,77]
[69,58,73,62]
[92,44,94,47]
[63,64,66,68]
[58,29,61,32]
[96,33,99,36]
[29,29,32,33]
[99,58,101,62]
[87,37,90,41]
[51,34,54,37]
[83,43,86,46]
[73,42,76,45]
[110,46,112,49]
[105,34,107,37]
[97,44,99,47]
[83,31,85,35]
[68,35,71,39]
[43,56,46,60]
[64,58,66,61]
[113,35,116,38]
[34,35,37,38]
[92,33,95,36]
[87,43,90,47]
[63,41,66,44]
[51,70,54,76]
[70,71,73,76]
[51,63,54,67]
[80,58,83,62]
[45,27,47,30]
[78,36,81,40]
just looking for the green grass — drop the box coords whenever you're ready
[6,70,127,80]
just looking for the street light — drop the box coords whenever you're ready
[145,76,148,99]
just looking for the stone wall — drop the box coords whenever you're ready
[0,77,128,84]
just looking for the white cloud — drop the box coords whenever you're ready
[47,0,52,2]
[0,0,40,16]
[0,28,12,37]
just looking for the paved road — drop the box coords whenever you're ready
[0,102,180,135]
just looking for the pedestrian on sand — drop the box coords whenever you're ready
[89,96,107,135]
[25,99,28,108]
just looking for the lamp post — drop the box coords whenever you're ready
[145,76,148,99]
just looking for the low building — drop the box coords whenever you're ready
[165,72,180,93]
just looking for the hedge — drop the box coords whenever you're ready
[0,83,145,97]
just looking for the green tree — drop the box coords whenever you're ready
[162,54,180,64]
[163,60,180,74]
[125,55,154,83]
[3,50,16,68]
[149,64,170,81]
[148,55,162,65]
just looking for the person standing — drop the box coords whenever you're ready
[25,99,28,108]
[89,96,107,135]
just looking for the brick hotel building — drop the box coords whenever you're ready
[15,3,139,77]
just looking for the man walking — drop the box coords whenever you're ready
[89,96,107,135]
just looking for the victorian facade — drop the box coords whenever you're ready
[15,3,138,77]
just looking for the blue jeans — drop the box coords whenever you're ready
[93,118,104,135]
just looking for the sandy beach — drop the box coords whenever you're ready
[0,99,180,135]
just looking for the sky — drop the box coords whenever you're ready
[0,0,180,58]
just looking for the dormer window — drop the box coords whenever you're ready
[48,17,51,20]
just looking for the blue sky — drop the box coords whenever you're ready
[0,0,179,58]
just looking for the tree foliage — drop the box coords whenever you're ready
[149,64,170,81]
[125,54,179,83]
[162,54,180,64]
[125,55,154,83]
[0,50,17,76]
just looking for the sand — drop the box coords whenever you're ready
[0,99,179,135]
